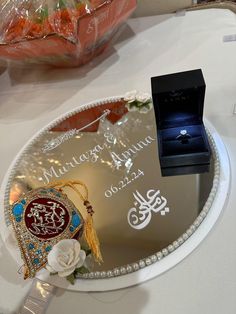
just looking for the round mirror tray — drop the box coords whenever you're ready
[0,96,230,292]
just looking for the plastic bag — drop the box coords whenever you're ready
[0,0,136,67]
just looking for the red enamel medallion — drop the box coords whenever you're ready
[24,197,70,240]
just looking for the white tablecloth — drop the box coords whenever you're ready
[0,8,236,314]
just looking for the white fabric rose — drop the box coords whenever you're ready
[124,90,137,103]
[46,239,86,277]
[124,90,153,113]
[136,92,151,103]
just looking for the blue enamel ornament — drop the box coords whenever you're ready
[12,204,24,216]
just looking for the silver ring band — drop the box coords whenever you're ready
[176,129,191,140]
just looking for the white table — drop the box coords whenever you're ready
[0,8,236,314]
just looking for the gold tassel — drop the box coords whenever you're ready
[84,214,103,264]
[24,266,30,280]
[47,180,103,263]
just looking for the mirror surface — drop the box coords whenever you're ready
[6,100,214,271]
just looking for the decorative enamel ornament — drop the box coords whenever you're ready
[10,187,84,278]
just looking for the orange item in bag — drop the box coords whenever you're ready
[0,0,137,67]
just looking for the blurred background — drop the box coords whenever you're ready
[134,0,236,17]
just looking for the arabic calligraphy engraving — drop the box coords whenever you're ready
[127,190,170,230]
[25,198,70,239]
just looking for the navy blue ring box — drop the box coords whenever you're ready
[151,69,211,177]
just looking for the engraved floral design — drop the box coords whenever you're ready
[124,91,153,113]
[46,239,89,283]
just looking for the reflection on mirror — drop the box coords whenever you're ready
[6,99,214,273]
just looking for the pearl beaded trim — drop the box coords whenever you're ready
[3,96,220,280]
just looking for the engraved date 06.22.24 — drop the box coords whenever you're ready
[104,169,144,198]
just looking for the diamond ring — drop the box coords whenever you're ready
[176,129,191,141]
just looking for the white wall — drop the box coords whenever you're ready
[133,0,192,17]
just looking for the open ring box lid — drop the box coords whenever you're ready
[151,69,211,177]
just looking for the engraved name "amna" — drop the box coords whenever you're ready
[110,135,156,168]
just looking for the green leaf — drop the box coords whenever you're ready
[85,248,92,256]
[75,266,90,275]
[66,273,75,285]
[58,0,67,9]
[136,101,144,108]
[81,244,88,250]
[40,8,49,20]
[145,103,151,110]
[81,245,92,256]
[35,7,49,24]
